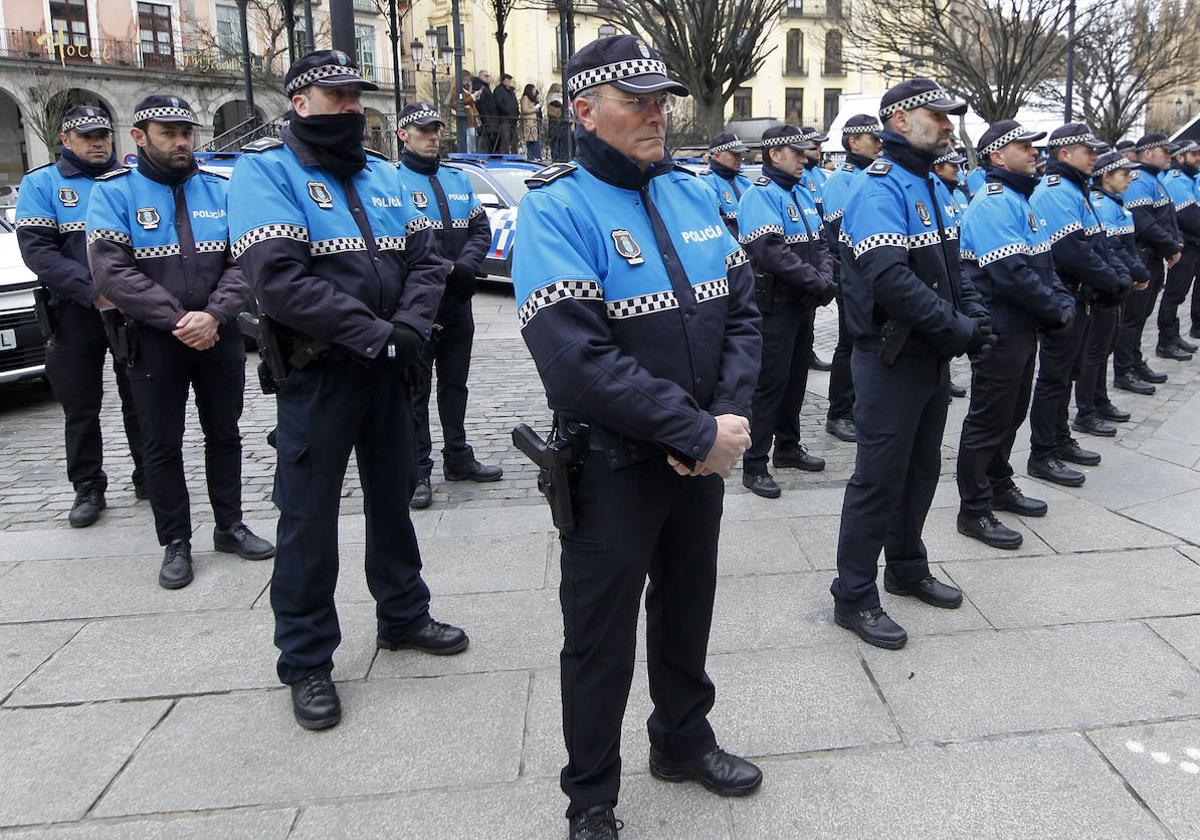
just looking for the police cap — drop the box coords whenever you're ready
[1115,140,1136,152]
[284,49,380,96]
[799,125,829,144]
[1045,122,1106,150]
[977,120,1046,158]
[708,132,748,154]
[759,124,816,153]
[841,114,883,139]
[132,95,200,127]
[61,105,111,135]
[1093,151,1136,177]
[1134,133,1173,153]
[932,149,967,167]
[1176,140,1200,154]
[565,35,689,100]
[878,78,967,122]
[398,102,443,129]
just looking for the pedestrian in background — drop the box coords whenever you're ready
[520,83,542,161]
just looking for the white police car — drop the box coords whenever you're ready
[0,215,45,385]
[441,154,542,280]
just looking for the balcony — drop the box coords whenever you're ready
[783,59,809,77]
[783,0,844,18]
[822,59,845,76]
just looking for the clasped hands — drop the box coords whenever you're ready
[173,311,220,350]
[667,414,751,479]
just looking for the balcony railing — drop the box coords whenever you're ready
[783,59,809,77]
[822,59,845,76]
[783,1,844,17]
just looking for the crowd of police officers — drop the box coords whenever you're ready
[13,34,1200,840]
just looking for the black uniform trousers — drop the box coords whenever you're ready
[1158,246,1199,343]
[1029,302,1091,459]
[956,331,1037,516]
[1075,304,1120,417]
[44,300,144,492]
[744,299,810,474]
[125,324,244,546]
[1114,254,1166,376]
[832,347,948,611]
[774,304,816,447]
[413,295,476,479]
[270,359,431,685]
[826,296,855,421]
[559,451,720,817]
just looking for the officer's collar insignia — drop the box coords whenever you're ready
[610,229,644,266]
[1171,170,1181,177]
[722,190,733,203]
[754,175,770,186]
[867,160,892,175]
[1028,212,1039,232]
[95,167,130,180]
[1130,171,1140,179]
[986,182,1003,195]
[525,162,577,188]
[1047,174,1061,185]
[307,181,334,209]
[58,186,79,207]
[915,201,932,226]
[412,190,429,209]
[842,163,855,171]
[136,207,160,230]
[787,204,800,222]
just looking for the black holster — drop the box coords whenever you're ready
[32,286,57,341]
[100,309,138,366]
[754,273,776,316]
[511,414,589,534]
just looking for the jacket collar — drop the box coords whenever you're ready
[986,166,1039,198]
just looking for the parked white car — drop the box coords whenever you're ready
[0,184,19,209]
[0,216,46,386]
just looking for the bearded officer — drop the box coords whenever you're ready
[511,34,763,840]
[699,132,752,237]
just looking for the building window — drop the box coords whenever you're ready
[823,31,843,75]
[597,24,617,38]
[49,0,90,62]
[294,15,313,54]
[827,0,843,18]
[784,28,804,75]
[823,88,841,130]
[733,87,752,120]
[785,88,804,125]
[215,5,242,57]
[138,2,175,69]
[785,0,803,15]
[353,0,377,11]
[355,23,376,79]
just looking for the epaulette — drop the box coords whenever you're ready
[525,162,577,188]
[1046,174,1061,186]
[867,160,892,176]
[365,148,388,160]
[1170,169,1182,178]
[201,168,230,180]
[24,162,53,175]
[754,176,770,186]
[1130,171,1141,180]
[95,167,130,181]
[671,164,697,176]
[986,182,1003,195]
[841,163,856,172]
[241,137,284,153]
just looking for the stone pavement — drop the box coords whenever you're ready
[2,287,1200,838]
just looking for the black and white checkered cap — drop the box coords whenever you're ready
[760,124,815,151]
[708,132,747,153]
[1047,122,1106,149]
[1135,132,1171,152]
[61,106,111,134]
[1093,151,1136,177]
[878,78,967,122]
[398,102,443,129]
[1176,140,1200,155]
[284,50,380,95]
[932,149,967,166]
[565,35,689,99]
[799,125,828,143]
[841,114,882,137]
[132,95,200,126]
[977,120,1046,157]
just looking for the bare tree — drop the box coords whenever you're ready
[26,71,70,156]
[184,0,328,81]
[486,0,521,77]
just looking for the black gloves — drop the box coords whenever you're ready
[446,262,478,301]
[377,324,431,386]
[815,282,837,307]
[965,314,996,358]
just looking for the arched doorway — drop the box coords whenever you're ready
[213,100,265,140]
[365,107,393,158]
[0,89,27,185]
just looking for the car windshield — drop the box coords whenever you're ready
[483,169,530,204]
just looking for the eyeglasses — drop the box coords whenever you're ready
[591,92,677,115]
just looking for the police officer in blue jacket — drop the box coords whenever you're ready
[1156,141,1200,356]
[796,124,834,378]
[510,34,763,840]
[699,132,752,237]
[227,52,467,731]
[1116,139,1138,162]
[933,149,971,215]
[965,163,987,198]
[821,114,883,442]
[956,121,1073,549]
[396,102,502,510]
[15,106,144,527]
[87,95,273,588]
[738,125,833,499]
[832,79,990,650]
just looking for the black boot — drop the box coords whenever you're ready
[378,618,469,655]
[1113,373,1155,395]
[649,747,763,796]
[1135,362,1167,384]
[213,522,275,560]
[568,805,622,840]
[949,380,967,398]
[410,478,432,510]
[956,511,1023,549]
[443,459,504,482]
[742,472,781,499]
[1071,414,1117,437]
[809,351,832,372]
[158,539,194,590]
[1175,335,1199,353]
[834,606,907,649]
[1096,401,1131,423]
[825,416,857,442]
[992,486,1047,517]
[290,673,341,731]
[773,444,825,471]
[1059,438,1101,466]
[68,486,106,528]
[883,571,964,608]
[1156,343,1192,361]
[1027,456,1085,487]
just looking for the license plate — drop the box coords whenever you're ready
[0,328,15,351]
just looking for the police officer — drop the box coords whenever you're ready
[699,132,752,237]
[832,79,990,650]
[1155,140,1200,356]
[395,102,502,510]
[956,121,1073,549]
[511,35,763,839]
[1116,140,1138,163]
[933,147,972,399]
[1114,133,1183,391]
[738,125,834,498]
[821,114,883,442]
[1027,124,1129,486]
[1183,142,1200,340]
[86,95,273,588]
[966,160,987,198]
[15,106,144,527]
[227,52,466,731]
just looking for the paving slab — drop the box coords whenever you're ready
[1154,389,1200,445]
[1066,456,1200,511]
[1124,488,1200,544]
[1136,436,1200,469]
[0,700,170,828]
[1019,499,1180,553]
[861,623,1200,742]
[1147,615,1200,670]
[721,487,847,522]
[944,549,1200,629]
[715,518,810,576]
[0,809,297,840]
[433,504,553,538]
[0,523,163,563]
[730,733,1166,839]
[1089,719,1200,840]
[94,673,528,817]
[0,622,80,700]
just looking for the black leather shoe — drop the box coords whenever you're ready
[1174,336,1199,353]
[410,478,432,510]
[213,522,275,560]
[957,511,1023,549]
[809,351,832,372]
[742,472,781,499]
[443,460,504,482]
[1071,414,1117,437]
[834,606,907,649]
[290,673,341,731]
[883,572,964,608]
[132,479,148,501]
[1096,402,1131,423]
[825,416,857,442]
[1059,438,1101,466]
[68,487,105,528]
[1027,456,1085,487]
[159,539,194,590]
[1136,362,1168,384]
[773,444,825,471]
[1113,373,1155,395]
[949,380,967,398]
[568,805,622,840]
[378,618,469,655]
[649,747,763,797]
[992,486,1047,517]
[1156,343,1192,361]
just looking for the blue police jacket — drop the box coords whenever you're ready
[16,155,121,308]
[820,153,872,285]
[227,130,447,360]
[699,161,753,237]
[1092,187,1148,285]
[838,132,986,358]
[1165,164,1200,246]
[86,157,248,333]
[966,166,987,198]
[959,169,1073,333]
[946,180,970,216]
[1030,160,1128,302]
[1124,163,1181,259]
[396,149,491,272]
[511,131,761,465]
[737,163,833,302]
[801,162,827,211]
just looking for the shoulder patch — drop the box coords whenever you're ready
[1130,171,1141,180]
[1046,174,1061,186]
[241,137,284,153]
[867,160,892,176]
[201,169,230,180]
[672,165,697,177]
[754,175,770,186]
[841,163,856,172]
[1170,169,1182,178]
[24,162,53,175]
[94,167,130,181]
[986,182,1003,195]
[365,148,388,160]
[525,162,577,188]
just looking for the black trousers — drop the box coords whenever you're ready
[832,348,947,611]
[744,299,811,474]
[413,296,476,479]
[1158,246,1199,343]
[559,452,721,817]
[956,330,1036,516]
[1075,305,1120,417]
[1115,253,1166,376]
[774,304,816,447]
[44,300,143,492]
[271,359,431,685]
[1029,305,1091,460]
[827,296,855,421]
[125,324,244,545]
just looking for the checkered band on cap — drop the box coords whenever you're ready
[709,138,745,154]
[879,87,954,121]
[398,108,441,128]
[760,134,804,149]
[1135,136,1169,151]
[133,106,198,124]
[1047,129,1098,148]
[62,114,111,133]
[800,128,826,141]
[286,63,366,95]
[843,121,882,135]
[1094,157,1128,177]
[567,58,669,97]
[979,126,1030,157]
[931,150,962,166]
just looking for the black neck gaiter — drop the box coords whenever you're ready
[573,127,673,190]
[708,159,741,182]
[762,161,800,191]
[401,148,439,175]
[290,113,368,181]
[136,148,197,186]
[880,130,937,177]
[61,148,117,178]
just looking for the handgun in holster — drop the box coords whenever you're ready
[237,311,287,394]
[32,286,57,341]
[512,416,589,535]
[100,308,138,366]
[879,318,912,366]
[754,272,775,316]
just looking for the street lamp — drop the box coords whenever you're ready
[410,29,454,115]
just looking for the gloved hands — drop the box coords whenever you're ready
[965,314,995,360]
[446,262,478,301]
[815,282,837,307]
[378,324,431,387]
[1048,305,1075,335]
